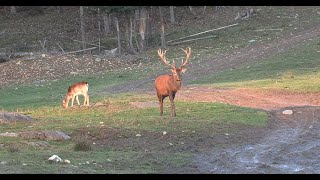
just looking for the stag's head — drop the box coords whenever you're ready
[157,47,191,81]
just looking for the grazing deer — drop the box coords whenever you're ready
[154,47,191,117]
[62,82,90,109]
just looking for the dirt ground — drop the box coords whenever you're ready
[2,20,320,174]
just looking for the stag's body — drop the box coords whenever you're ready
[62,82,89,109]
[154,47,191,117]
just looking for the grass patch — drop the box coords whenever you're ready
[192,36,320,92]
[73,140,92,152]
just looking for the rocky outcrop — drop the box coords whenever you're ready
[0,130,71,141]
[0,112,32,123]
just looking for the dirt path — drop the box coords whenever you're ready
[194,106,320,174]
[137,85,320,173]
[179,86,320,111]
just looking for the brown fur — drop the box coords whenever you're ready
[154,47,191,117]
[62,82,89,109]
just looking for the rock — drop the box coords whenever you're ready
[64,159,71,164]
[48,155,63,163]
[43,130,71,140]
[0,132,19,137]
[18,130,71,140]
[282,110,293,115]
[0,112,33,123]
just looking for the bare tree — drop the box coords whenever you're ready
[103,14,111,36]
[159,6,166,48]
[79,6,86,49]
[10,6,17,15]
[129,17,138,54]
[169,6,175,24]
[115,17,121,55]
[188,6,207,18]
[134,9,141,52]
[56,6,63,13]
[139,7,147,51]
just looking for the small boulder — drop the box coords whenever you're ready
[48,155,63,163]
[282,110,293,115]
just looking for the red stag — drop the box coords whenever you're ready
[62,82,90,109]
[154,47,191,117]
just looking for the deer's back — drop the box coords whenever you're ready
[68,82,88,95]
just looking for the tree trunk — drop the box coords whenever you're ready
[79,6,86,49]
[146,7,151,49]
[125,17,130,52]
[103,14,111,36]
[97,8,101,53]
[10,6,17,15]
[115,17,121,55]
[56,6,63,13]
[134,9,141,52]
[188,6,199,18]
[129,17,138,54]
[159,6,166,48]
[139,7,147,51]
[169,6,175,24]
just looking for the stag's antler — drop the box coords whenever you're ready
[157,49,175,68]
[180,47,192,68]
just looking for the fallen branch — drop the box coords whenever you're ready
[167,23,238,43]
[56,43,65,52]
[167,35,217,45]
[254,28,283,32]
[60,36,108,49]
[58,47,97,56]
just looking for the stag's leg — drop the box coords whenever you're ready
[169,92,176,117]
[157,93,164,116]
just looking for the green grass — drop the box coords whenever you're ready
[0,88,267,173]
[192,36,320,92]
[0,67,154,111]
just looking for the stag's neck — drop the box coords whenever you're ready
[169,76,182,91]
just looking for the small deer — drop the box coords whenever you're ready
[62,82,90,109]
[154,47,191,117]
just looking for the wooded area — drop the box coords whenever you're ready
[0,6,256,62]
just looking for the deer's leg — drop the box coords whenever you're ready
[84,94,89,106]
[86,95,89,106]
[65,98,69,109]
[71,96,75,107]
[76,95,80,106]
[157,93,164,116]
[169,92,176,117]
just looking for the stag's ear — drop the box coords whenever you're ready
[181,67,187,73]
